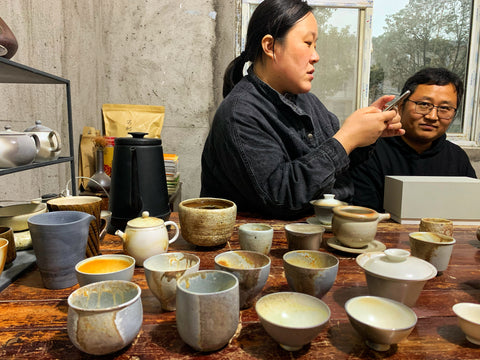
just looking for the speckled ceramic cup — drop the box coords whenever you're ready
[238,223,273,255]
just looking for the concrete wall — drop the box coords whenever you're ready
[0,0,238,203]
[0,0,478,206]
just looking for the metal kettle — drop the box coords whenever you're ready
[108,132,170,233]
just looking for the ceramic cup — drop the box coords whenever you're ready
[214,250,271,309]
[419,218,453,237]
[409,231,456,273]
[176,270,239,352]
[284,223,325,250]
[0,238,8,276]
[67,280,143,355]
[75,254,136,287]
[283,250,339,298]
[0,226,16,265]
[47,196,107,257]
[144,252,200,311]
[28,211,95,289]
[238,223,273,255]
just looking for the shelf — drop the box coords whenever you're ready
[0,57,68,84]
[0,57,76,194]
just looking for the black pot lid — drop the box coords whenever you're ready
[115,132,163,146]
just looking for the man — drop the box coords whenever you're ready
[351,67,477,212]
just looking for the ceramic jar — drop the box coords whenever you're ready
[115,211,179,266]
[332,205,390,248]
[24,120,62,162]
[0,126,39,168]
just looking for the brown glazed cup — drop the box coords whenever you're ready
[419,218,453,237]
[47,196,105,257]
[0,226,16,265]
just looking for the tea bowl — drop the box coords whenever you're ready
[356,250,437,307]
[283,250,338,299]
[178,197,237,247]
[75,254,135,287]
[144,252,200,311]
[0,238,8,276]
[309,194,347,225]
[284,223,325,250]
[0,202,47,231]
[255,292,330,351]
[214,250,270,308]
[67,280,143,355]
[345,296,417,351]
[176,270,239,352]
[452,302,480,345]
[409,231,456,273]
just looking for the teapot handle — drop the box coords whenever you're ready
[48,130,62,152]
[164,221,179,244]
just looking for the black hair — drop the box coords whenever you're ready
[401,67,464,108]
[222,0,312,98]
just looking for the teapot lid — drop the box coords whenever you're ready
[0,125,25,135]
[356,249,437,280]
[127,211,164,228]
[115,132,163,146]
[311,194,347,208]
[24,120,52,132]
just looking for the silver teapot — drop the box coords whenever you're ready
[24,120,62,162]
[0,126,39,168]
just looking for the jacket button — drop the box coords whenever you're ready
[307,133,313,139]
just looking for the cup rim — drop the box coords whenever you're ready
[214,250,271,270]
[239,223,273,232]
[409,231,456,245]
[179,197,236,210]
[47,195,102,206]
[75,254,136,275]
[176,269,238,295]
[68,280,141,311]
[143,252,200,272]
[283,250,338,270]
[284,222,325,235]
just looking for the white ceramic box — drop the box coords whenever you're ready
[383,176,480,224]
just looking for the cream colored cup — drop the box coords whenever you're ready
[419,218,453,237]
[238,223,274,255]
[409,231,456,273]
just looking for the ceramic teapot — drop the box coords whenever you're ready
[332,205,390,248]
[24,120,62,162]
[0,126,39,168]
[115,211,179,266]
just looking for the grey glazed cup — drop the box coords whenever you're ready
[283,250,339,298]
[28,211,95,289]
[284,223,325,250]
[214,250,271,309]
[176,270,239,352]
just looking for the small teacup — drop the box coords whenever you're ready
[75,254,135,287]
[176,270,239,352]
[419,218,453,237]
[285,223,325,250]
[144,252,200,311]
[409,231,456,273]
[283,250,338,298]
[214,250,271,309]
[238,223,273,255]
[0,226,16,265]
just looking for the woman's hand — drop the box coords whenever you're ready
[333,95,404,154]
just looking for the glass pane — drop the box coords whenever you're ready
[370,0,472,133]
[246,5,359,123]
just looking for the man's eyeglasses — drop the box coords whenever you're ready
[406,99,457,120]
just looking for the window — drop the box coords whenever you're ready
[239,0,479,144]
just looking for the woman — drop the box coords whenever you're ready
[201,0,403,219]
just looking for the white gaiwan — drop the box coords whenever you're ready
[356,249,437,307]
[310,194,347,225]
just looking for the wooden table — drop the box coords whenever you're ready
[0,213,479,359]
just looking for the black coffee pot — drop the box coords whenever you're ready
[108,132,170,233]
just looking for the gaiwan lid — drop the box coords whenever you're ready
[127,211,164,228]
[356,249,437,280]
[311,194,346,208]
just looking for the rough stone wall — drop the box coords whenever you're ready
[0,0,237,203]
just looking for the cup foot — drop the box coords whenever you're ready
[366,340,390,352]
[280,343,304,351]
[466,335,480,345]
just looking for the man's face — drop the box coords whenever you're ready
[398,83,458,149]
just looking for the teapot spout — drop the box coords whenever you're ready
[115,230,126,242]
